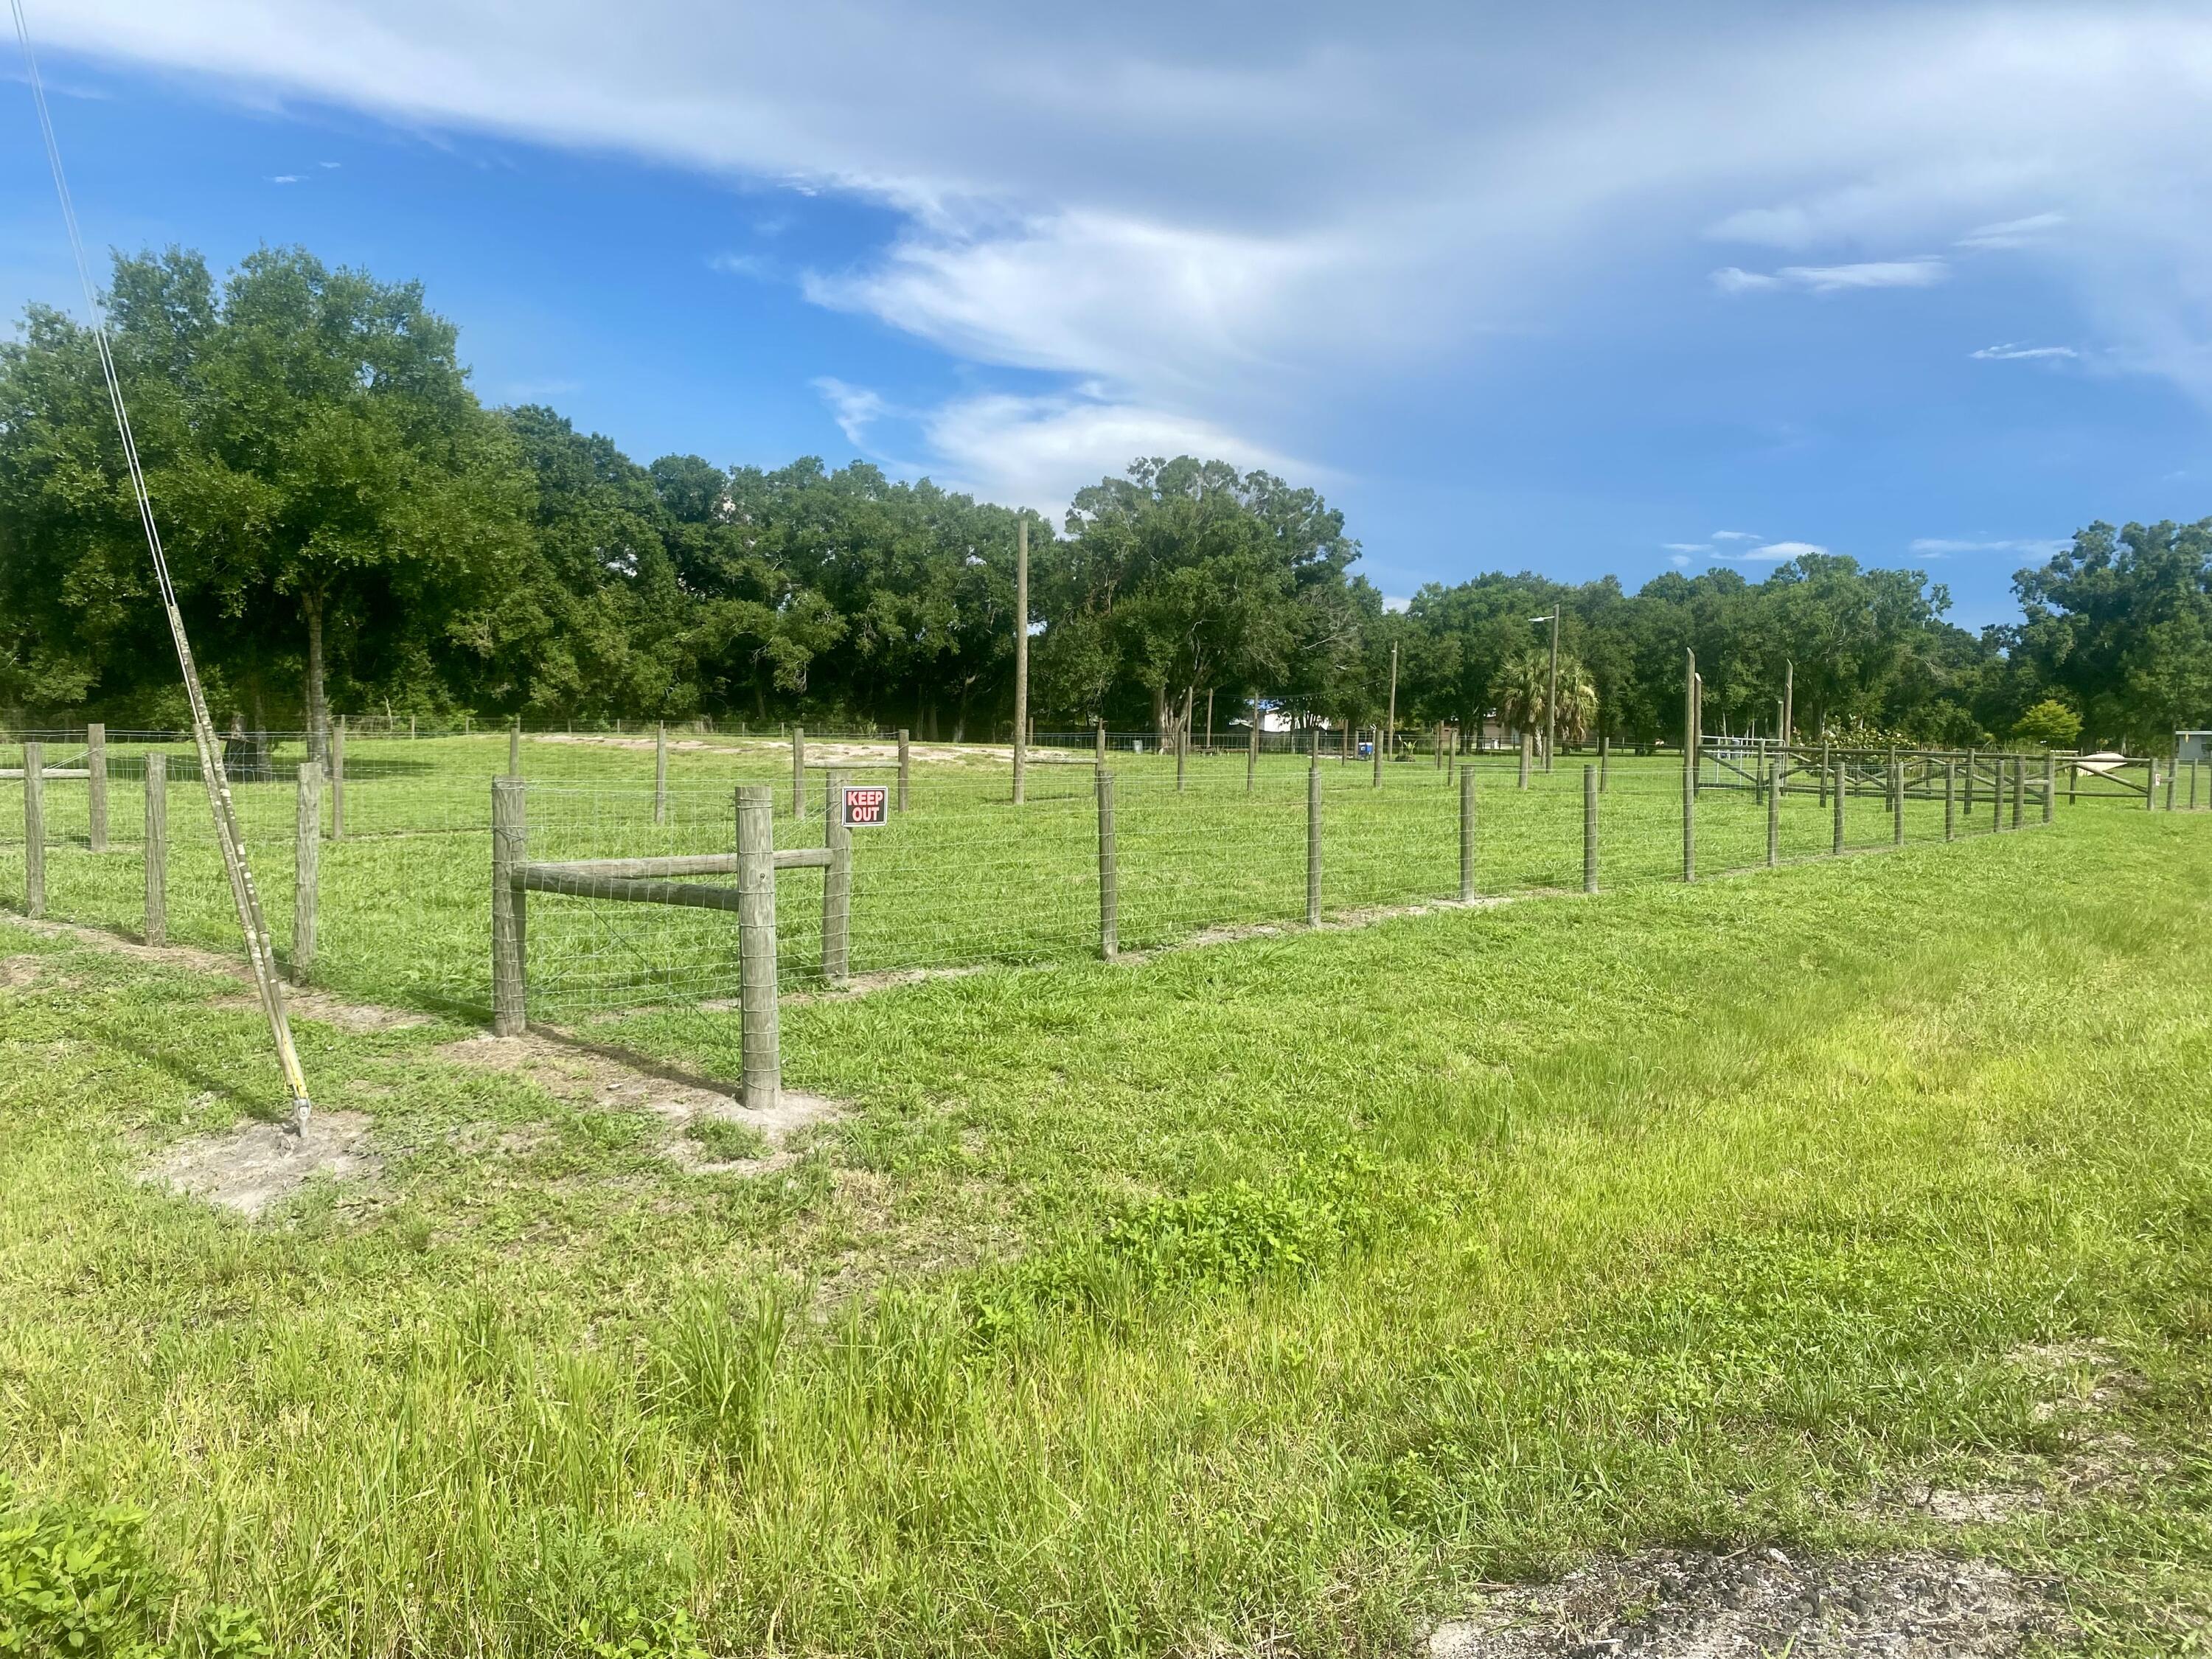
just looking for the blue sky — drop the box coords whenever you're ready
[7,2,2212,629]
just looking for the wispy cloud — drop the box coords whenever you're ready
[1910,536,2067,557]
[812,376,890,446]
[319,159,341,169]
[1739,539,1826,560]
[1382,594,1411,614]
[1668,552,1693,568]
[1955,211,2065,251]
[1663,541,1710,553]
[1713,258,1948,296]
[708,251,773,279]
[270,173,302,184]
[1711,529,1761,542]
[1970,341,2077,361]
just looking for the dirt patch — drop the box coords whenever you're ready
[143,1110,379,1219]
[529,732,1017,767]
[1429,1548,2064,1658]
[0,954,57,990]
[210,991,428,1033]
[438,1031,838,1169]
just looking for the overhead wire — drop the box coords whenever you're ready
[9,0,313,1132]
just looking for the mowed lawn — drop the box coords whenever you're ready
[3,806,2211,1654]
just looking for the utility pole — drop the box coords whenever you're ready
[1012,512,1029,804]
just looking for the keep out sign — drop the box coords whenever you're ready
[842,785,889,827]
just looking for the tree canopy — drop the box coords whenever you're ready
[1,245,2203,750]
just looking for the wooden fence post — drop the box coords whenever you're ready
[22,742,44,919]
[2145,757,2157,813]
[1599,732,1610,793]
[2014,757,2026,829]
[2067,756,2078,805]
[330,714,347,840]
[2045,754,2056,823]
[1248,712,1259,794]
[491,778,527,1036]
[1944,759,1957,841]
[1176,723,1188,792]
[1307,760,1323,926]
[822,769,851,986]
[736,784,781,1113]
[1584,764,1600,893]
[509,718,521,776]
[1518,731,1531,790]
[898,728,912,812]
[1092,721,1105,770]
[143,754,167,945]
[1964,748,1976,813]
[791,726,806,818]
[1096,765,1118,959]
[2166,757,2177,812]
[1459,764,1476,902]
[293,759,321,983]
[1767,750,1781,866]
[655,722,669,825]
[1832,757,1846,855]
[1818,740,1830,807]
[1892,757,1905,846]
[1372,726,1382,788]
[86,721,108,852]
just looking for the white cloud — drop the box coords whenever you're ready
[270,173,302,184]
[318,159,341,169]
[812,377,890,447]
[1711,529,1761,541]
[1714,257,1949,296]
[1668,552,1693,568]
[1910,536,2068,556]
[29,0,2212,448]
[1970,341,2078,360]
[708,251,773,279]
[1741,540,1826,560]
[1382,594,1411,614]
[1663,541,1711,552]
[919,387,1305,517]
[1955,211,2065,250]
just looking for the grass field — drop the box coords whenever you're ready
[0,734,2058,1042]
[4,801,2211,1654]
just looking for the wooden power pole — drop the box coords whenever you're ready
[1012,513,1029,804]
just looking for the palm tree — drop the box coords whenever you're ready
[1498,648,1598,747]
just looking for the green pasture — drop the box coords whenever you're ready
[0,735,2056,1035]
[3,807,2211,1654]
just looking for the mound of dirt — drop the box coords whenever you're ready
[439,1032,837,1164]
[144,1110,378,1219]
[1429,1547,2062,1658]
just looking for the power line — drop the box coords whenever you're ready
[9,0,313,1133]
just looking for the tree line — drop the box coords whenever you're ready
[1,246,2205,753]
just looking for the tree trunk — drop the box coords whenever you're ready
[303,590,330,764]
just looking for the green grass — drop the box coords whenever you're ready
[0,734,2072,1031]
[4,806,2212,1653]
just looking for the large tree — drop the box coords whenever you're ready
[0,246,532,743]
[2012,521,2212,748]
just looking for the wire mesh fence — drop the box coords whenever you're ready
[0,726,2184,1054]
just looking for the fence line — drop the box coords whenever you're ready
[1,729,2188,1097]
